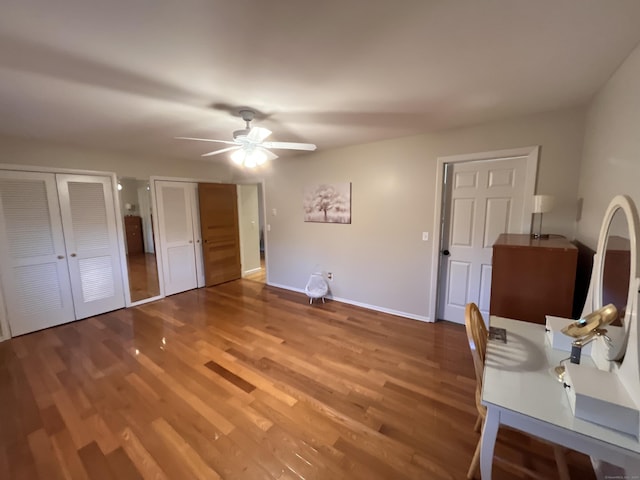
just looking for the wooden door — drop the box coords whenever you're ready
[155,181,198,295]
[198,183,241,286]
[0,171,75,335]
[57,174,125,320]
[437,157,528,323]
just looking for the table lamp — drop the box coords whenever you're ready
[531,194,555,239]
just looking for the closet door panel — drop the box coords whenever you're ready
[190,184,205,288]
[56,174,125,319]
[156,181,198,295]
[0,171,75,336]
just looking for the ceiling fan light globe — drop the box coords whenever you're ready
[253,149,268,165]
[230,149,245,165]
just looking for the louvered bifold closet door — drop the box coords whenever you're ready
[56,174,125,319]
[0,171,75,336]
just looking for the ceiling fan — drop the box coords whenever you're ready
[176,109,317,167]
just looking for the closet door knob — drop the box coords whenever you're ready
[188,240,193,244]
[57,255,65,259]
[70,253,77,257]
[442,249,450,256]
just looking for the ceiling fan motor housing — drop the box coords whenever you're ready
[233,128,251,140]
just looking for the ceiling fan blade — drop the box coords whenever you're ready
[201,146,241,157]
[261,141,317,151]
[247,127,272,143]
[260,148,278,161]
[175,136,238,145]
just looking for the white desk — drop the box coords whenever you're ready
[481,316,640,479]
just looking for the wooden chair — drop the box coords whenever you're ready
[464,303,571,480]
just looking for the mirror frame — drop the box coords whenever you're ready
[584,195,640,363]
[118,177,163,306]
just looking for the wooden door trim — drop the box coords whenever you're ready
[428,146,539,324]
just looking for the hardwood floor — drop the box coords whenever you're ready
[245,257,266,284]
[0,280,595,479]
[126,253,160,302]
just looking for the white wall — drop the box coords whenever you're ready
[0,135,233,181]
[576,43,640,248]
[236,107,586,320]
[118,177,139,218]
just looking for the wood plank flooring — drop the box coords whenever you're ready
[244,258,266,284]
[0,280,595,479]
[126,253,160,302]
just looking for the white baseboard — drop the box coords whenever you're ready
[267,282,432,323]
[242,267,262,276]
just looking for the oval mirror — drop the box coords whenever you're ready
[602,210,631,325]
[587,195,639,363]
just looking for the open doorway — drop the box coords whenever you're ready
[238,183,266,283]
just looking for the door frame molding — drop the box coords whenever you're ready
[428,146,539,323]
[0,272,9,341]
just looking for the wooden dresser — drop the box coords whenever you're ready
[124,215,144,255]
[490,234,578,324]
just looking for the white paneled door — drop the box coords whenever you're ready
[56,175,125,319]
[437,157,528,323]
[155,181,201,296]
[0,171,75,336]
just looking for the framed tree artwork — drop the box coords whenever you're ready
[303,183,351,224]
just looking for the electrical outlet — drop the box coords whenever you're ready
[327,272,333,281]
[422,231,429,241]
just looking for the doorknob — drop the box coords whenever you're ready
[442,249,450,256]
[188,240,193,244]
[70,253,77,257]
[57,255,65,259]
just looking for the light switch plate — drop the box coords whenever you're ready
[422,232,429,241]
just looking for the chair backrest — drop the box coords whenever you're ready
[464,303,488,389]
[305,273,328,294]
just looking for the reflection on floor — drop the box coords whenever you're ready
[244,257,266,283]
[0,280,596,479]
[127,253,160,302]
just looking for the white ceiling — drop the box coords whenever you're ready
[2,0,640,161]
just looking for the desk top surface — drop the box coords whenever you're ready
[483,316,640,454]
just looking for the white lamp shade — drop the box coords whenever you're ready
[533,194,555,214]
[230,148,270,168]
